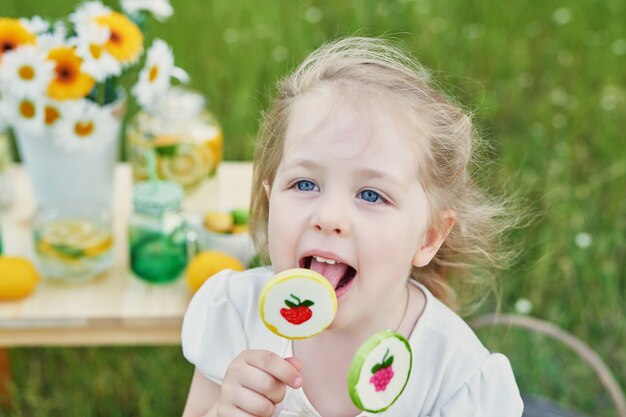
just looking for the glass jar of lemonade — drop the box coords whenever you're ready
[126,87,223,191]
[33,201,114,283]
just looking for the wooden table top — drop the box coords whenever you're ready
[0,162,253,347]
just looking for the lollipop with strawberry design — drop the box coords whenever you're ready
[281,294,315,324]
[259,268,337,339]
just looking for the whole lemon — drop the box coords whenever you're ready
[186,250,244,293]
[0,256,41,300]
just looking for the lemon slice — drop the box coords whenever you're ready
[158,143,214,187]
[37,219,113,260]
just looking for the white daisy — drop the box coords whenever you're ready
[19,16,50,35]
[132,39,180,108]
[74,24,122,81]
[53,99,117,152]
[42,99,66,129]
[0,91,9,132]
[0,45,54,99]
[3,95,45,136]
[69,1,112,28]
[121,0,173,21]
[37,21,68,50]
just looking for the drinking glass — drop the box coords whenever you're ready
[33,201,114,283]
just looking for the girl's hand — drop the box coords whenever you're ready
[216,349,302,417]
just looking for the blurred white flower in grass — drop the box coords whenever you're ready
[75,24,122,82]
[70,1,112,28]
[430,17,447,33]
[414,1,431,15]
[53,100,116,152]
[514,298,533,315]
[551,113,567,129]
[223,28,239,44]
[132,39,186,108]
[518,73,534,89]
[552,7,571,26]
[121,0,173,21]
[19,16,49,35]
[254,23,269,40]
[272,45,288,62]
[612,39,626,55]
[529,122,544,137]
[575,232,592,249]
[304,7,323,24]
[0,45,54,99]
[557,49,573,66]
[549,88,569,107]
[600,85,623,111]
[462,24,482,40]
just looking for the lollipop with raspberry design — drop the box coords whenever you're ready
[369,349,395,392]
[348,330,412,413]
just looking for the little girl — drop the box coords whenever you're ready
[181,37,523,417]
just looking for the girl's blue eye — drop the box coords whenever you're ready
[360,189,382,203]
[295,180,317,192]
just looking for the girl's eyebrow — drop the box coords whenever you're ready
[355,168,406,190]
[280,158,321,172]
[281,159,406,189]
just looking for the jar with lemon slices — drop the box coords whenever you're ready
[126,87,223,191]
[32,201,114,283]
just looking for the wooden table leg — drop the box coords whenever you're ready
[0,348,11,407]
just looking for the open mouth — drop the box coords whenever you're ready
[300,255,357,292]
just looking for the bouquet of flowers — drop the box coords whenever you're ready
[0,0,187,152]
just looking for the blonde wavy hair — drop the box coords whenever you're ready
[250,36,514,312]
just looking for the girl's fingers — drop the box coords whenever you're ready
[238,364,287,404]
[221,385,276,417]
[284,356,302,372]
[244,350,302,389]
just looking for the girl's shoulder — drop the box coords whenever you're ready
[404,283,523,416]
[411,281,490,364]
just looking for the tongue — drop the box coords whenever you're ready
[309,258,349,289]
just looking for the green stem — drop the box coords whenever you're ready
[290,294,302,305]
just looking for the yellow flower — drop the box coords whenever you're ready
[0,18,36,61]
[95,12,143,65]
[47,46,95,100]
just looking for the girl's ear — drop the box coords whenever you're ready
[263,180,270,198]
[412,211,456,268]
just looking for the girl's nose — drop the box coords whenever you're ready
[310,198,351,236]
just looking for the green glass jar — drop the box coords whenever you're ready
[129,181,198,283]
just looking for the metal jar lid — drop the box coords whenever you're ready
[132,181,183,215]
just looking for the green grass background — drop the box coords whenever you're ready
[2,0,625,415]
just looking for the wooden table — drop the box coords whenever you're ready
[0,162,253,347]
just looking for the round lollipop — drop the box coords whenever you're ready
[348,330,412,413]
[259,268,337,339]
